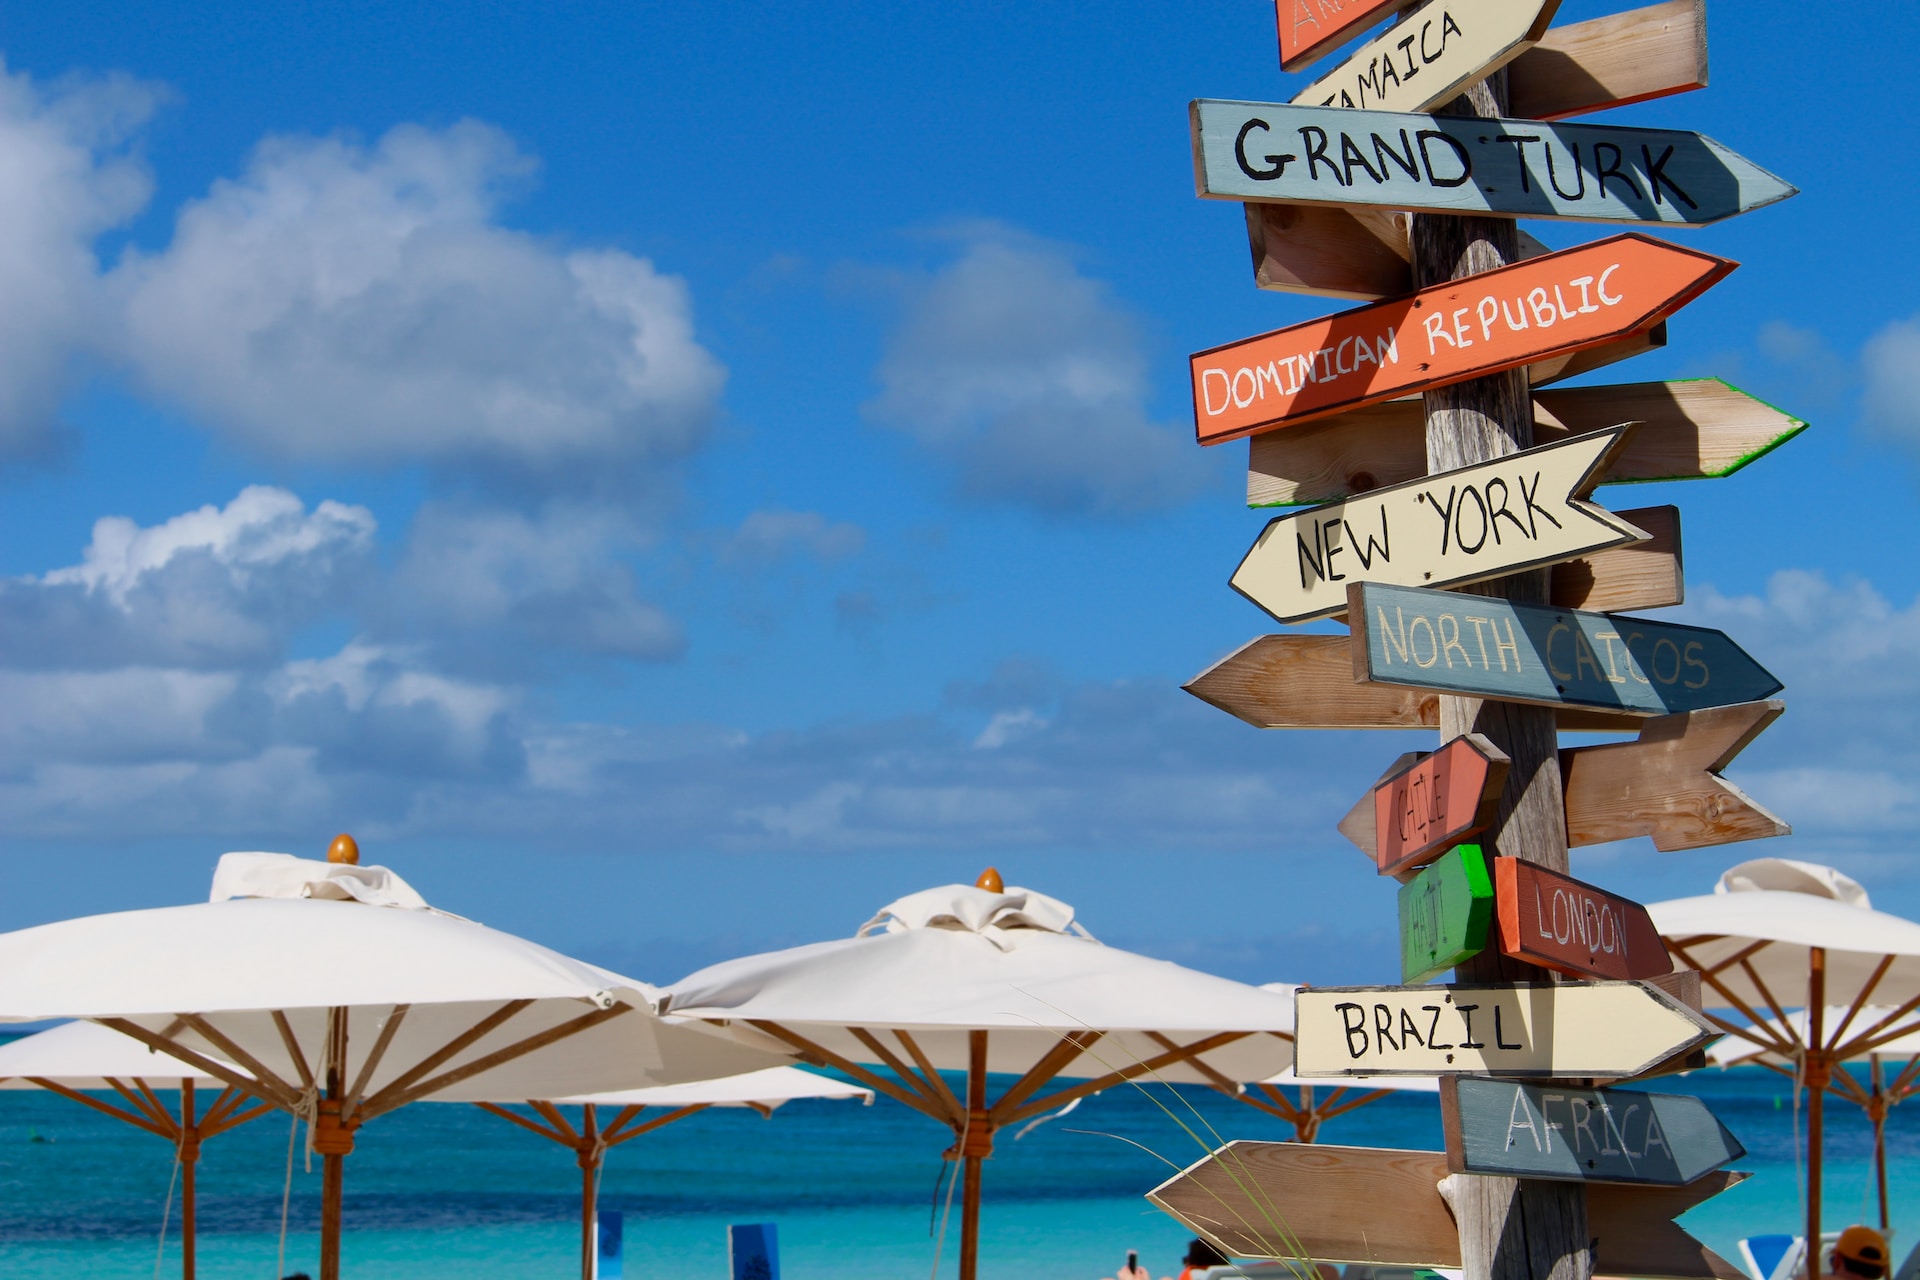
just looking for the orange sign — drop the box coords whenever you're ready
[1278,0,1419,71]
[1190,234,1734,446]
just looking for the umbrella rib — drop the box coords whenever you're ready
[175,1014,304,1105]
[130,1078,174,1130]
[599,1104,647,1144]
[365,1001,626,1118]
[357,999,533,1115]
[1827,955,1897,1050]
[96,1018,298,1112]
[28,1077,174,1139]
[202,1097,275,1139]
[1666,938,1797,1059]
[890,1029,965,1127]
[1005,1031,1251,1124]
[475,1100,571,1144]
[1316,1089,1392,1123]
[344,1004,410,1123]
[529,1099,580,1143]
[1229,1083,1297,1123]
[270,1011,314,1093]
[849,1028,957,1124]
[604,1103,707,1147]
[200,1084,245,1129]
[1253,1081,1306,1123]
[988,1030,1104,1124]
[743,1020,940,1119]
[1889,1055,1920,1099]
[1833,990,1920,1060]
[103,1076,175,1130]
[1738,960,1802,1054]
[1838,1014,1920,1061]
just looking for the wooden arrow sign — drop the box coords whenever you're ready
[1401,845,1493,982]
[1193,234,1731,444]
[1509,0,1709,122]
[1148,1142,1748,1279]
[1186,634,1645,732]
[1231,426,1646,624]
[1191,100,1794,228]
[1293,0,1561,116]
[1441,1076,1744,1185]
[1248,378,1806,507]
[1347,582,1784,716]
[1278,0,1421,72]
[1293,980,1715,1078]
[1493,857,1672,980]
[1562,699,1790,850]
[1349,734,1508,876]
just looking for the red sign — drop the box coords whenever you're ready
[1371,734,1508,877]
[1190,234,1735,445]
[1277,0,1419,72]
[1493,857,1672,980]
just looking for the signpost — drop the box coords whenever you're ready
[1353,734,1508,876]
[1347,581,1783,716]
[1191,234,1733,444]
[1401,845,1493,982]
[1278,0,1422,71]
[1246,378,1806,507]
[1561,699,1789,850]
[1492,857,1672,980]
[1191,101,1793,227]
[1230,426,1646,624]
[1292,980,1715,1077]
[1147,1142,1748,1279]
[1245,203,1553,300]
[1440,1077,1744,1184]
[1508,0,1708,121]
[1184,634,1644,732]
[1293,0,1562,115]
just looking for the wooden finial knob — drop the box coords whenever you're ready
[327,834,360,865]
[975,867,1004,893]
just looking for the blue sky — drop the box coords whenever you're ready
[0,0,1914,987]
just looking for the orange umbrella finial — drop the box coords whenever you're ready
[327,834,360,865]
[974,867,1003,893]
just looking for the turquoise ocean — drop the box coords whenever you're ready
[1,1047,1914,1280]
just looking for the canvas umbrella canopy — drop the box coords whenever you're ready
[663,870,1297,1280]
[0,840,785,1280]
[1651,857,1920,1258]
[463,1065,872,1279]
[1710,1006,1920,1232]
[0,1020,274,1279]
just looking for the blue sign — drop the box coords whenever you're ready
[730,1222,780,1280]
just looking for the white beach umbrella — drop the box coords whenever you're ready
[664,870,1297,1280]
[0,1021,272,1279]
[462,1065,872,1279]
[0,840,785,1280]
[1651,858,1920,1254]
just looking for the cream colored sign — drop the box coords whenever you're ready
[1231,425,1646,626]
[1294,981,1714,1079]
[1292,0,1560,114]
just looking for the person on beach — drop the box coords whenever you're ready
[1175,1237,1229,1280]
[1824,1227,1890,1280]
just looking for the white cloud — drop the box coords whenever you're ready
[1862,316,1920,447]
[0,60,160,459]
[112,121,725,480]
[718,509,866,568]
[867,228,1213,516]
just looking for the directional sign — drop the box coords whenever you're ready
[1190,100,1794,228]
[1250,378,1803,507]
[1277,0,1420,72]
[1347,582,1784,716]
[1546,504,1683,613]
[1246,202,1557,300]
[1441,1076,1744,1185]
[1192,234,1732,444]
[1493,857,1672,980]
[1148,1141,1748,1279]
[1508,0,1708,122]
[1231,427,1646,624]
[1562,699,1790,850]
[1351,734,1508,876]
[1185,634,1645,732]
[1292,980,1716,1077]
[1401,845,1492,982]
[1293,0,1561,115]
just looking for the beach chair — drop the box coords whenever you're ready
[1741,1234,1801,1280]
[1894,1238,1920,1280]
[729,1222,779,1280]
[593,1210,623,1279]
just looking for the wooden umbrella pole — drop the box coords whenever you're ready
[180,1079,198,1280]
[1414,66,1589,1280]
[579,1104,601,1280]
[316,1007,354,1280]
[1870,1056,1890,1232]
[958,1029,991,1280]
[1807,953,1827,1271]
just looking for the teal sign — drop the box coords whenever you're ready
[1447,1077,1744,1185]
[1191,100,1796,228]
[1352,582,1782,715]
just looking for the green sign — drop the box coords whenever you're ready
[1399,844,1492,983]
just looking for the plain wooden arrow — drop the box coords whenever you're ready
[1147,1141,1747,1279]
[1509,0,1708,121]
[1193,235,1732,444]
[1561,699,1790,851]
[1248,378,1805,507]
[1186,634,1645,732]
